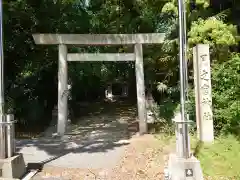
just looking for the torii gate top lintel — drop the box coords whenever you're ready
[32,33,165,45]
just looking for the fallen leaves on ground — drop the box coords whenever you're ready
[33,134,172,180]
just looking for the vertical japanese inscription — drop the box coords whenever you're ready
[193,44,214,142]
[199,52,213,121]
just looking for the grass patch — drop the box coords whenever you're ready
[154,133,176,145]
[154,133,240,179]
[192,135,240,179]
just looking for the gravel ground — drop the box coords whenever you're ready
[29,101,174,180]
[32,134,173,180]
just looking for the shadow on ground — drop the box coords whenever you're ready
[16,100,139,169]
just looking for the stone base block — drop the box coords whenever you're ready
[167,153,204,180]
[0,153,26,179]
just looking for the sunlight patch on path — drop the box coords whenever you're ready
[16,101,138,169]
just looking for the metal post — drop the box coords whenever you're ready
[0,0,5,160]
[177,0,190,159]
[0,115,5,159]
[6,114,15,158]
[165,1,204,178]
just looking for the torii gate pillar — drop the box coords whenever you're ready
[58,44,68,136]
[135,44,147,134]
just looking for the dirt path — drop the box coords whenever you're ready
[32,134,174,180]
[17,101,137,167]
[16,101,174,179]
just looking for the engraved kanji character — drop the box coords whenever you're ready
[202,97,212,106]
[200,54,208,61]
[203,112,212,121]
[201,83,210,95]
[200,69,209,81]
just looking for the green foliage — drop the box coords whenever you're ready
[4,0,89,130]
[188,17,237,47]
[158,99,179,123]
[157,82,168,93]
[162,2,178,15]
[211,54,240,134]
[195,0,209,6]
[192,135,240,178]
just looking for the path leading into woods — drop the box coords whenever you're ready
[16,101,173,180]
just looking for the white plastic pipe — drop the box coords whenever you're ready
[21,170,39,180]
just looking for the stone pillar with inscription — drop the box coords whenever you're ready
[193,44,214,143]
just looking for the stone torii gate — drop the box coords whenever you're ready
[32,33,165,136]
